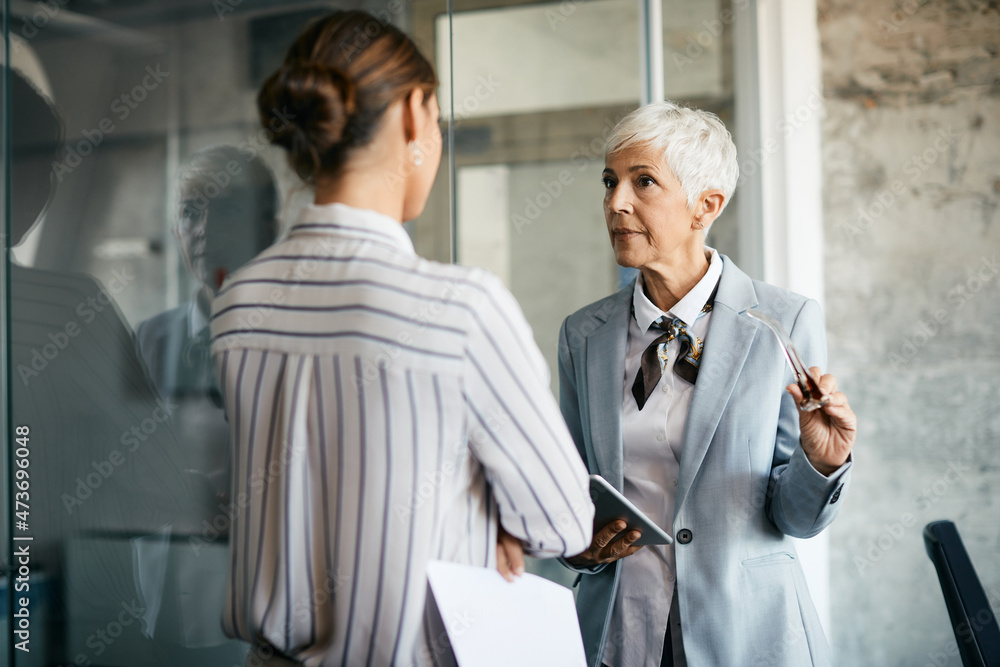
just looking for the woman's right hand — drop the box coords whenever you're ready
[565,519,644,567]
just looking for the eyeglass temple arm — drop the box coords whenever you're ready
[744,309,823,396]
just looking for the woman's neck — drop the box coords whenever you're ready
[313,158,406,223]
[639,246,710,312]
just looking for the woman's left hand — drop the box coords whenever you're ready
[787,367,857,477]
[496,525,526,582]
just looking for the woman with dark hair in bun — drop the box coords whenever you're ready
[210,11,593,666]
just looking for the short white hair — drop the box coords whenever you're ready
[605,101,739,217]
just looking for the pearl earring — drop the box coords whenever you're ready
[409,141,424,167]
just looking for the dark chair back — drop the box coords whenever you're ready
[923,520,1000,666]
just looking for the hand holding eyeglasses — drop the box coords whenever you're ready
[746,309,857,476]
[787,366,857,477]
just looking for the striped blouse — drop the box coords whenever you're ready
[210,203,593,666]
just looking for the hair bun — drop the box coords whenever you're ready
[258,11,438,183]
[258,63,357,179]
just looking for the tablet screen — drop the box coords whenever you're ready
[589,474,674,546]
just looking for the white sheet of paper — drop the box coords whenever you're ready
[425,560,587,667]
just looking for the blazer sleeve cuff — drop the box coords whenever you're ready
[788,445,852,503]
[558,556,609,576]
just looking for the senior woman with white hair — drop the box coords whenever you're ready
[559,101,857,667]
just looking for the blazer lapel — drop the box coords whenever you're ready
[585,284,632,490]
[676,257,759,511]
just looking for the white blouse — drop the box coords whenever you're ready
[604,249,722,667]
[210,203,593,666]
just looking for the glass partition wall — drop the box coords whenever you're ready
[0,0,737,664]
[436,0,738,398]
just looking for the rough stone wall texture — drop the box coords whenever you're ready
[818,1,1000,665]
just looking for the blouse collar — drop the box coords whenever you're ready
[288,202,415,255]
[632,247,722,333]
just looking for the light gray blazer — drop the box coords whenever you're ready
[558,256,851,667]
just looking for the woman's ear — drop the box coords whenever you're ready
[402,88,428,143]
[693,189,726,229]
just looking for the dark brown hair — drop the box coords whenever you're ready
[258,11,438,182]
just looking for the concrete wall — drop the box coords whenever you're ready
[818,2,1000,664]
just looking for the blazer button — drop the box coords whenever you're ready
[676,528,693,544]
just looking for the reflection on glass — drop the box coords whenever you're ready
[3,3,438,665]
[7,49,209,665]
[137,146,278,503]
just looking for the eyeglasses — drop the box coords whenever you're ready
[745,309,829,412]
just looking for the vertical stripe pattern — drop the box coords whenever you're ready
[211,203,593,666]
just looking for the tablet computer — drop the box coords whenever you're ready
[589,474,673,546]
